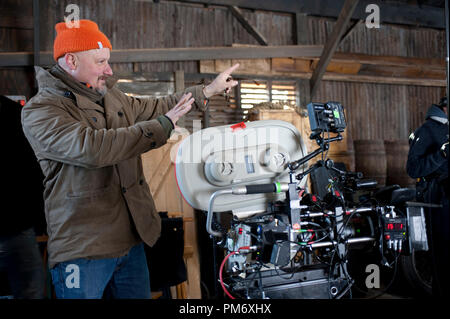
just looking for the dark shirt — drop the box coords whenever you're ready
[407,104,449,181]
[0,95,45,236]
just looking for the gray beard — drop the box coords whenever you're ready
[96,87,108,97]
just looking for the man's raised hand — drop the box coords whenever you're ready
[165,92,195,126]
[203,63,240,99]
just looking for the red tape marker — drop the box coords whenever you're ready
[230,122,246,131]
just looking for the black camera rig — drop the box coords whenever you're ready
[203,102,427,299]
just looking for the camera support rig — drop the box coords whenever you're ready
[174,101,423,299]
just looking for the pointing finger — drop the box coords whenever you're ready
[224,63,240,76]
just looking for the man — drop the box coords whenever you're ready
[21,19,239,299]
[407,97,449,298]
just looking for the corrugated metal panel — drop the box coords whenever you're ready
[307,16,445,58]
[314,80,443,141]
[45,1,294,72]
[304,15,445,141]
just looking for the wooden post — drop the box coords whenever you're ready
[33,0,40,66]
[175,70,186,128]
[297,79,310,111]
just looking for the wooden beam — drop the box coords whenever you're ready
[166,0,445,29]
[339,19,361,46]
[321,73,446,87]
[2,46,444,76]
[175,69,186,127]
[0,45,324,66]
[201,56,446,86]
[310,0,359,98]
[332,52,445,69]
[228,6,268,45]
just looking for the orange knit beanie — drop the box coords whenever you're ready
[53,19,112,61]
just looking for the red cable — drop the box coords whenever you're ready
[219,246,251,300]
[220,251,237,299]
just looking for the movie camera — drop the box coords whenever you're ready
[175,101,428,299]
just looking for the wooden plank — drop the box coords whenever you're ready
[3,46,445,71]
[321,73,446,87]
[175,70,186,127]
[311,60,362,74]
[116,81,174,96]
[310,0,360,98]
[112,46,322,63]
[295,13,309,45]
[228,5,268,45]
[33,0,40,66]
[0,45,324,66]
[272,57,295,72]
[199,60,215,73]
[273,58,362,74]
[358,64,446,79]
[175,70,185,92]
[332,52,446,70]
[273,54,446,72]
[149,145,174,197]
[298,78,310,110]
[224,58,271,74]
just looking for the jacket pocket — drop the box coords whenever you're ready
[66,185,113,199]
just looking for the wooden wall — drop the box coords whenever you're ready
[0,0,36,98]
[314,81,444,141]
[307,15,445,140]
[0,0,445,140]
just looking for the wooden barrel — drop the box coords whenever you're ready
[327,130,355,172]
[384,140,415,188]
[354,139,387,186]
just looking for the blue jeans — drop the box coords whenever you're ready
[50,243,150,299]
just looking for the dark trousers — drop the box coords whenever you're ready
[0,228,45,299]
[425,180,450,298]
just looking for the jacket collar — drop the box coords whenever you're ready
[35,65,119,113]
[426,104,448,124]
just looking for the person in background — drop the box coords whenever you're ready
[21,19,239,299]
[407,97,449,298]
[0,95,46,299]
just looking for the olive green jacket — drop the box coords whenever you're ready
[22,65,206,268]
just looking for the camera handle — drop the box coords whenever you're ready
[288,133,343,173]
